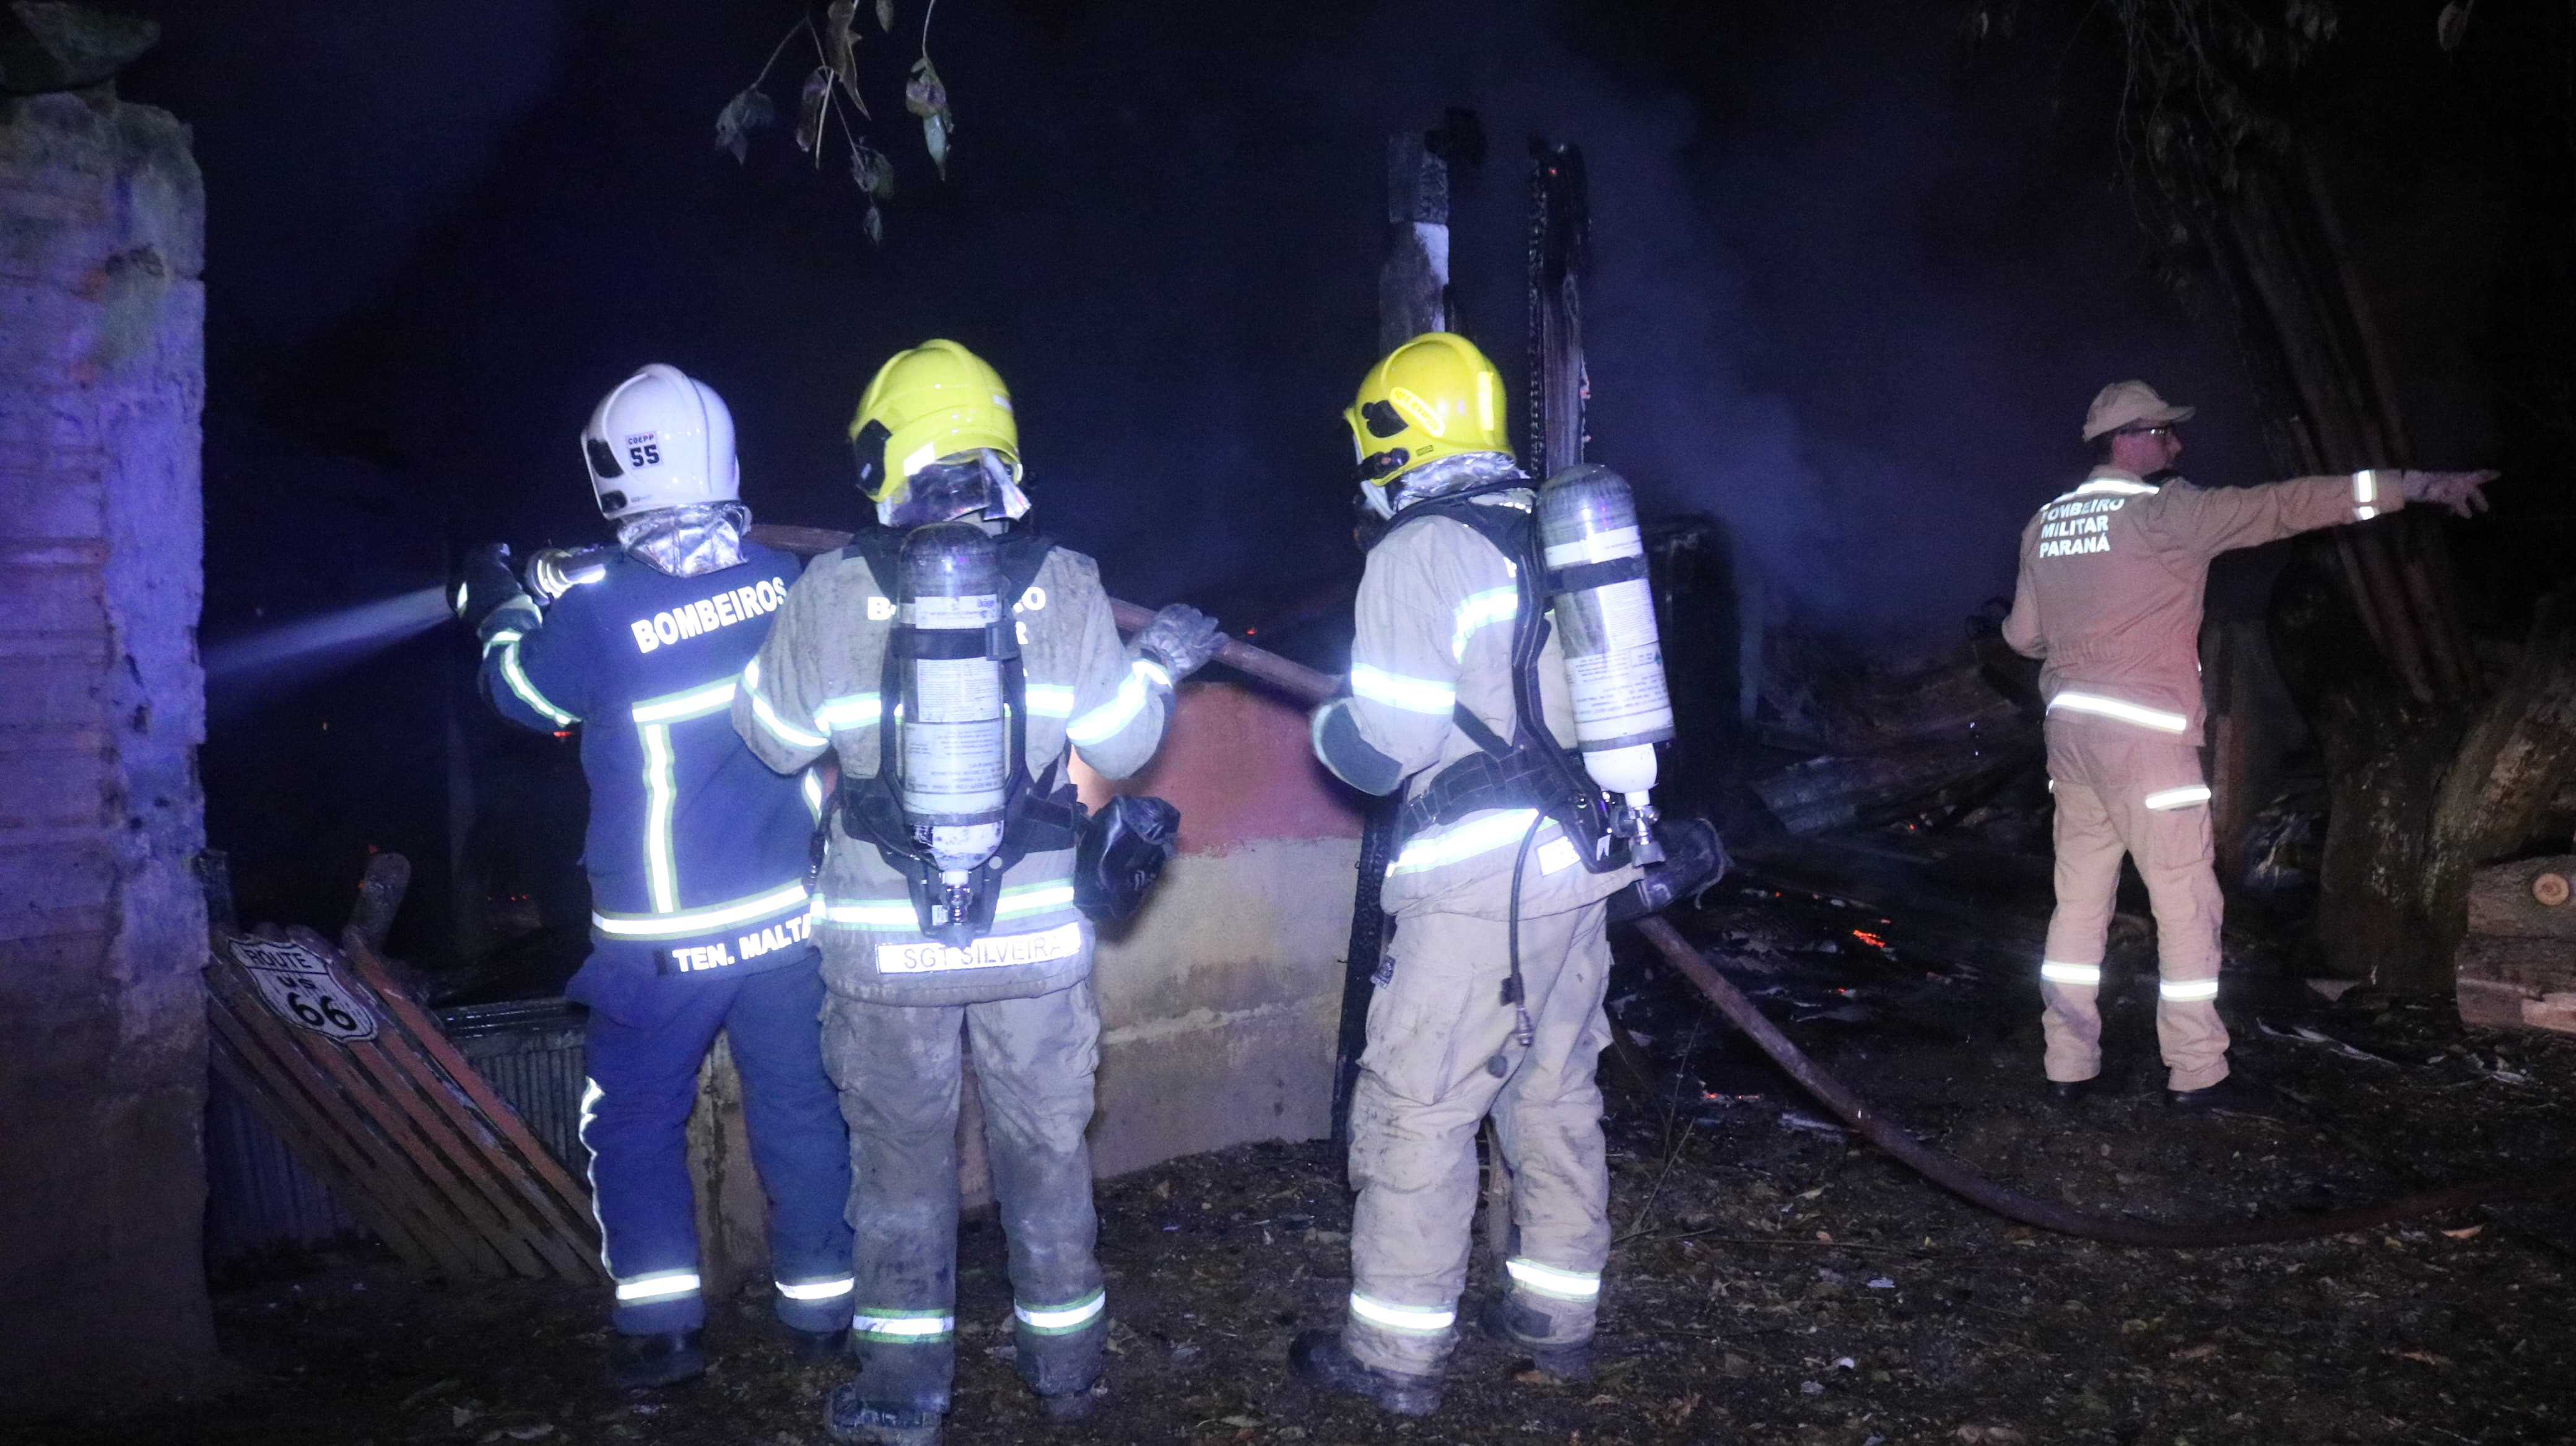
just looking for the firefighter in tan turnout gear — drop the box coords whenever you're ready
[731,340,1220,1445]
[2004,380,2492,1111]
[1294,333,1683,1417]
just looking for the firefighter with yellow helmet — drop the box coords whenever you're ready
[733,340,1221,1444]
[1295,333,1669,1416]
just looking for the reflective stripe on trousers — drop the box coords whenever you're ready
[824,981,1108,1412]
[1503,1257,1602,1302]
[577,959,855,1336]
[2038,723,2230,1092]
[1344,903,1614,1375]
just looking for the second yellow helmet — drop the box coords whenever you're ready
[1345,332,1512,494]
[850,339,1021,503]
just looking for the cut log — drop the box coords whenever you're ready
[2464,855,2576,941]
[2522,993,2576,1035]
[2453,863,2576,1029]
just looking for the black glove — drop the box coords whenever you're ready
[1607,817,1729,924]
[458,542,536,642]
[1074,795,1183,923]
[1135,603,1223,681]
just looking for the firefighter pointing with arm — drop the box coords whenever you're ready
[457,364,854,1387]
[730,340,1219,1446]
[1294,334,1699,1417]
[2005,380,2493,1112]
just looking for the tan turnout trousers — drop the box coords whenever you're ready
[1342,900,1614,1377]
[2039,720,2230,1092]
[1318,486,1635,1380]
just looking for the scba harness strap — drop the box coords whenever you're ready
[1377,483,1626,876]
[827,526,1086,939]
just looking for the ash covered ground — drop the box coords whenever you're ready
[15,879,2576,1446]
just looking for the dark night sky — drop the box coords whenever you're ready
[111,0,2562,956]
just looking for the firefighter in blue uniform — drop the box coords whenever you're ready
[458,363,855,1388]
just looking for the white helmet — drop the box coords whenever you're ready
[579,364,739,519]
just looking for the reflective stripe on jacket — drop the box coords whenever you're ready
[731,536,1167,1004]
[478,543,817,973]
[1345,495,1635,920]
[2001,466,2400,746]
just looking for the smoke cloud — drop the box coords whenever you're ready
[128,0,2258,650]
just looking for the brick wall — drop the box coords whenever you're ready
[0,90,214,1405]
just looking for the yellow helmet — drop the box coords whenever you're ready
[1345,331,1512,493]
[849,339,1021,503]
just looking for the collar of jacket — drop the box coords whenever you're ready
[2085,464,2192,489]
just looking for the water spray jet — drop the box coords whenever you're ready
[204,585,453,687]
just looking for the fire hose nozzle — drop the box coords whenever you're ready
[526,546,613,602]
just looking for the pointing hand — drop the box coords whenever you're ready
[2399,469,2499,519]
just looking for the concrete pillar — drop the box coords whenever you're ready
[0,87,214,1404]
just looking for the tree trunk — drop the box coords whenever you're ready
[2202,150,2504,990]
[2423,602,2576,962]
[2267,552,2469,990]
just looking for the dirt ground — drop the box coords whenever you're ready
[12,879,2576,1446]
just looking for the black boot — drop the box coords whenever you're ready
[1288,1330,1441,1417]
[1017,1317,1107,1422]
[790,1325,851,1367]
[607,1328,707,1389]
[1476,1296,1595,1383]
[2048,1076,2098,1104]
[2164,1074,2280,1118]
[1038,1380,1105,1423]
[824,1383,944,1446]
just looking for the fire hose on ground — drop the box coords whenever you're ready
[1113,597,2576,1248]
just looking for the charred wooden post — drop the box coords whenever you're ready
[1331,112,1481,1146]
[347,850,410,952]
[685,1036,767,1300]
[1524,139,1589,479]
[1375,116,1463,352]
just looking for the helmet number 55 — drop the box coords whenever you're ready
[628,441,662,468]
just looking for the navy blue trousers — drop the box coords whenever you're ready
[577,954,855,1335]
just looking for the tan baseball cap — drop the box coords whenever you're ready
[2082,380,2196,441]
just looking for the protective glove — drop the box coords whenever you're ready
[458,542,540,643]
[2395,469,2499,519]
[1134,603,1224,681]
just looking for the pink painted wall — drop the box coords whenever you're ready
[1075,682,1363,853]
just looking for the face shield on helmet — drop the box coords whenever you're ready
[1345,332,1513,518]
[848,340,1027,529]
[876,448,1032,530]
[579,364,740,520]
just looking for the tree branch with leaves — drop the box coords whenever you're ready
[713,0,954,245]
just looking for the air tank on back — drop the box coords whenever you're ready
[896,523,1010,898]
[1537,463,1673,860]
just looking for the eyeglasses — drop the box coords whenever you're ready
[2117,424,2176,440]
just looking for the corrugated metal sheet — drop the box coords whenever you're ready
[202,995,591,1264]
[441,998,590,1173]
[202,1072,368,1263]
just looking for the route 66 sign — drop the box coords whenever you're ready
[224,934,378,1042]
